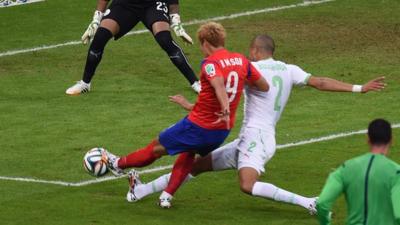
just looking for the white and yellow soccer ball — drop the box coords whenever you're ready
[83,148,109,177]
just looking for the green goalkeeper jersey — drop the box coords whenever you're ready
[317,153,400,225]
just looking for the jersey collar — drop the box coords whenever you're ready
[259,57,274,63]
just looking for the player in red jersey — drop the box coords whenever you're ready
[99,22,269,208]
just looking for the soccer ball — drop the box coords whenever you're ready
[83,148,109,177]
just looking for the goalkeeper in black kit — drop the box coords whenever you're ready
[66,0,201,95]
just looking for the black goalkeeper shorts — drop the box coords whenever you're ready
[103,0,170,40]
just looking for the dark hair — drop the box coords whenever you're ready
[368,119,392,145]
[251,34,275,54]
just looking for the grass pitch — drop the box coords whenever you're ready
[0,0,399,224]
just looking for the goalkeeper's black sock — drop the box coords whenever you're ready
[154,31,198,85]
[82,27,113,84]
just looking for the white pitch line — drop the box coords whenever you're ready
[0,176,73,186]
[278,123,400,149]
[0,0,335,58]
[1,123,399,187]
[72,165,173,187]
[0,165,173,187]
[0,0,45,8]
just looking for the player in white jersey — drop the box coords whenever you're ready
[125,35,386,212]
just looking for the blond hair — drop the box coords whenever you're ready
[197,22,226,47]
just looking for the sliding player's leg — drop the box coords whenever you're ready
[240,166,316,211]
[249,169,316,214]
[210,139,241,172]
[237,128,317,214]
[126,139,240,202]
[126,151,196,207]
[126,117,229,206]
[126,164,194,202]
[143,3,200,92]
[66,4,141,95]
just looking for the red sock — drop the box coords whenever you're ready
[164,152,195,196]
[118,140,161,169]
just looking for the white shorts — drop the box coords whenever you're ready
[211,127,276,175]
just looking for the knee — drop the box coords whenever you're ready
[99,19,120,36]
[90,27,113,51]
[239,180,256,195]
[151,21,170,36]
[152,139,167,157]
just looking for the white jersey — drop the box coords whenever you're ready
[242,58,311,131]
[212,59,311,174]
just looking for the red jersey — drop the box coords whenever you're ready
[188,49,262,130]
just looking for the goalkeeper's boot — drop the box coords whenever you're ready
[101,149,125,176]
[66,80,91,96]
[191,81,201,93]
[159,191,173,209]
[126,170,142,202]
[307,197,318,215]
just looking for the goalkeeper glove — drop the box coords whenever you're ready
[81,10,103,45]
[170,14,193,45]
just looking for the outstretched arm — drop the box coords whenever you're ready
[169,95,194,111]
[308,76,386,93]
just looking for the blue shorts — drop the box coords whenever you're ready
[159,117,230,156]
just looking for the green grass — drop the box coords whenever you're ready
[0,0,399,224]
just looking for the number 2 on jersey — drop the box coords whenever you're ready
[272,76,283,111]
[226,71,239,103]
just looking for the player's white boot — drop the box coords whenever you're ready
[307,197,318,215]
[66,80,91,95]
[191,81,201,93]
[100,149,125,176]
[126,170,142,202]
[159,191,173,209]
